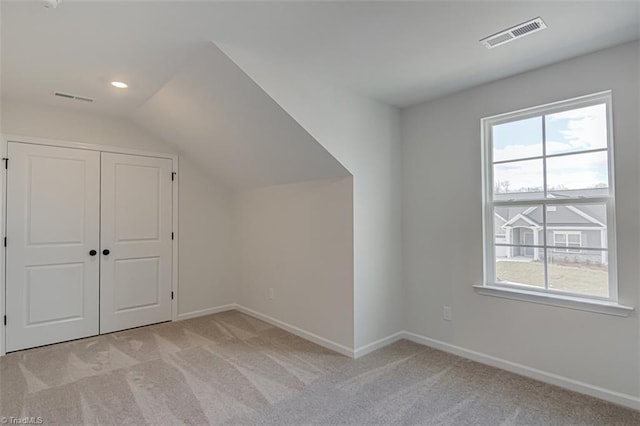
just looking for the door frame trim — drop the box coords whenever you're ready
[0,134,180,356]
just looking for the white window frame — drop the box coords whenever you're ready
[476,91,633,316]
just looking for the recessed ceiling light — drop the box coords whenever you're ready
[111,81,128,89]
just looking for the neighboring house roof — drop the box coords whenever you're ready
[495,189,606,229]
[503,213,541,228]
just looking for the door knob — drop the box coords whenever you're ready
[102,249,110,256]
[89,250,97,256]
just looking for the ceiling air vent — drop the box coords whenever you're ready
[54,92,95,103]
[480,17,547,49]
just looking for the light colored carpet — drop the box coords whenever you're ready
[1,310,638,425]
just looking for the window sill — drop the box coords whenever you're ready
[472,284,634,317]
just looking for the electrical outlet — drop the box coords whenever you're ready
[443,306,452,321]
[269,288,275,300]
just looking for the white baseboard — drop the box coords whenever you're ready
[177,304,236,320]
[403,331,640,411]
[234,304,354,358]
[353,331,405,359]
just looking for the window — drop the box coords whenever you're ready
[553,231,582,253]
[481,91,618,302]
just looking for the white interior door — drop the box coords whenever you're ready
[100,153,173,334]
[6,143,100,352]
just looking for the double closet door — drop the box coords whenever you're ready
[5,142,173,352]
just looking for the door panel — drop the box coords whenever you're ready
[26,263,85,325]
[100,153,172,333]
[114,164,161,241]
[27,155,87,245]
[114,257,160,312]
[6,143,100,352]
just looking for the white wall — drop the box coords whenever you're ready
[220,46,403,349]
[177,156,236,315]
[0,99,237,316]
[1,99,174,153]
[235,177,354,349]
[402,41,640,398]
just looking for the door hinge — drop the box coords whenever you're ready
[171,232,174,240]
[2,158,8,169]
[171,291,174,300]
[171,172,176,181]
[3,315,6,326]
[3,237,6,247]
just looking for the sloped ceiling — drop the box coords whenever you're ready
[3,1,637,189]
[131,43,349,190]
[2,1,637,112]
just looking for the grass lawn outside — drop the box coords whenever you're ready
[496,260,608,297]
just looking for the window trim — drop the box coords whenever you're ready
[472,284,633,317]
[480,91,622,307]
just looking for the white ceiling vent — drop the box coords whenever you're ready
[53,92,95,103]
[480,17,547,49]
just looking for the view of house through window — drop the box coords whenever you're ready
[483,92,615,300]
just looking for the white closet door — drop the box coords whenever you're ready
[100,153,173,334]
[6,143,100,352]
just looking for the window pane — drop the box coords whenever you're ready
[492,116,543,162]
[546,204,607,250]
[567,234,580,243]
[494,159,543,200]
[546,151,608,196]
[496,251,545,288]
[548,253,609,298]
[545,104,607,155]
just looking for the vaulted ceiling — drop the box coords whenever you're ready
[131,43,349,189]
[2,1,638,114]
[2,1,638,189]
